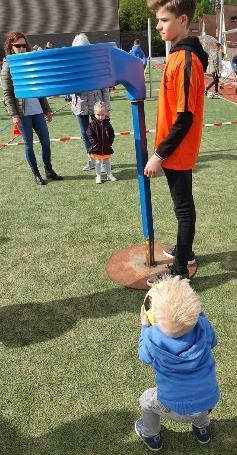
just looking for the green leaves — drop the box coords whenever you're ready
[193,0,214,22]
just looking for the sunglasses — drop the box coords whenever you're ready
[13,43,27,49]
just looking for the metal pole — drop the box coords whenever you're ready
[148,17,152,98]
[130,100,155,267]
[219,0,224,44]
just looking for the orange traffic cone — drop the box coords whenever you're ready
[12,124,21,136]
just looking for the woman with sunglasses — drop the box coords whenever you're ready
[1,32,63,185]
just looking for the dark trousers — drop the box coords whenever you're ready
[76,114,91,153]
[20,113,51,174]
[206,72,219,93]
[164,169,196,275]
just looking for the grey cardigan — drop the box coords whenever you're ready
[71,88,111,116]
[1,60,52,117]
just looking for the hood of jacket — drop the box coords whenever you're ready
[145,314,214,372]
[170,36,208,72]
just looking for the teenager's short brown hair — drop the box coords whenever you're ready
[147,0,196,25]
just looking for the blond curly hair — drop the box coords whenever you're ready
[94,101,107,113]
[145,275,201,337]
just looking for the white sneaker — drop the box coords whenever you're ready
[96,175,102,184]
[107,174,117,182]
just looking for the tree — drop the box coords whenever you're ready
[119,0,163,47]
[193,0,214,22]
[119,0,154,32]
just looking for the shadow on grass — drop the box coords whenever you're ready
[0,250,235,347]
[63,164,139,181]
[198,152,237,162]
[200,148,237,154]
[198,250,237,271]
[0,287,143,347]
[192,271,237,293]
[192,249,237,293]
[0,237,10,246]
[0,413,236,455]
[193,149,237,173]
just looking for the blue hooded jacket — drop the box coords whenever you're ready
[138,313,220,415]
[129,45,147,66]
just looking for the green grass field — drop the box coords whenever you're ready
[0,71,237,455]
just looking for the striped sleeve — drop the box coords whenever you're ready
[174,51,199,114]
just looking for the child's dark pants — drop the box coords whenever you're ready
[164,169,196,275]
[206,72,219,93]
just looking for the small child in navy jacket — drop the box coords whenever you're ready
[87,101,117,184]
[135,276,220,451]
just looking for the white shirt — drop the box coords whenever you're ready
[24,98,43,116]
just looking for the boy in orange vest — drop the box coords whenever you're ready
[145,0,208,287]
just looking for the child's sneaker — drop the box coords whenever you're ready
[192,424,210,444]
[163,246,196,265]
[135,418,162,451]
[107,174,117,182]
[96,175,102,184]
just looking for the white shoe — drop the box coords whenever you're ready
[107,174,117,182]
[96,175,102,184]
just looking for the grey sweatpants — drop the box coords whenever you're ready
[140,388,210,437]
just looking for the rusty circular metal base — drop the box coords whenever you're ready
[106,244,197,290]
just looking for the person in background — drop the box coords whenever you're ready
[1,31,63,185]
[45,41,53,49]
[87,101,117,184]
[129,39,147,69]
[136,276,220,451]
[231,54,237,74]
[71,33,111,171]
[205,42,222,96]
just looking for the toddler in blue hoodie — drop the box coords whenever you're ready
[135,276,220,451]
[129,39,147,68]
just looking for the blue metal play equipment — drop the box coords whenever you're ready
[7,43,155,266]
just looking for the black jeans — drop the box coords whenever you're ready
[164,169,196,275]
[206,72,219,93]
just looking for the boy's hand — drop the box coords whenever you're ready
[140,304,150,326]
[144,154,162,178]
